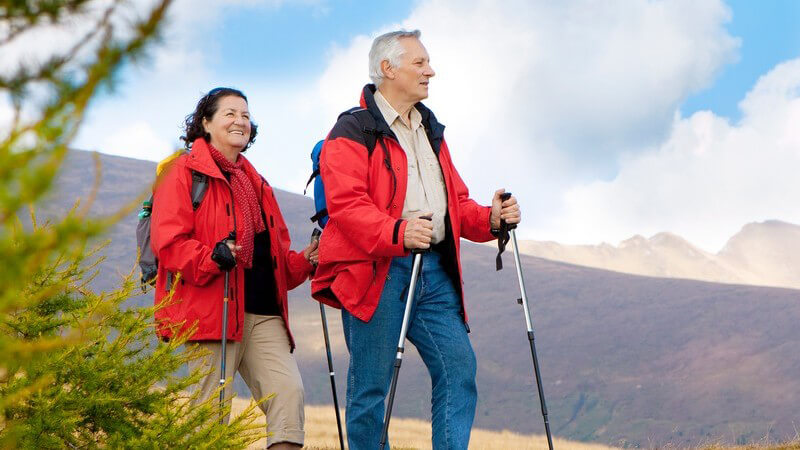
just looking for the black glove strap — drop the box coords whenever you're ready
[496,222,510,271]
[495,192,513,271]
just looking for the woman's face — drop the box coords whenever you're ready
[202,95,251,153]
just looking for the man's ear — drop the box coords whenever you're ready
[381,59,395,81]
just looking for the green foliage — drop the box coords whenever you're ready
[0,1,263,448]
[3,242,265,448]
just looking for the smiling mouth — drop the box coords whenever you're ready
[229,130,244,135]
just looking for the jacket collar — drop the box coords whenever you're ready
[185,138,262,185]
[185,138,227,180]
[359,84,446,155]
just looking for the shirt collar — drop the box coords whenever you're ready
[374,89,422,131]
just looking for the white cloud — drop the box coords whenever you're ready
[0,2,107,77]
[551,58,800,252]
[298,0,739,244]
[35,0,791,253]
[0,94,13,139]
[99,121,172,161]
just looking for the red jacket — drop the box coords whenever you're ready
[151,138,312,346]
[311,85,495,323]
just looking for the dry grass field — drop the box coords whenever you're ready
[231,397,618,450]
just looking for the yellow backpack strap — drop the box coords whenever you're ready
[156,149,186,177]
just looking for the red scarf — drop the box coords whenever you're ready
[208,144,264,268]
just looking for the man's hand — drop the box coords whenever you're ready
[403,214,434,250]
[490,189,521,229]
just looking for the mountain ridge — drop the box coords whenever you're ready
[510,220,800,289]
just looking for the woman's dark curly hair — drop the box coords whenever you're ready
[181,87,258,151]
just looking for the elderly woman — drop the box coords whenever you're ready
[151,87,315,449]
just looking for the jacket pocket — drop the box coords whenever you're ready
[332,260,375,309]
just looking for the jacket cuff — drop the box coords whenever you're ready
[297,252,314,276]
[200,251,223,277]
[479,206,496,242]
[390,219,409,256]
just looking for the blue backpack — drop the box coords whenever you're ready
[305,108,383,228]
[305,140,329,228]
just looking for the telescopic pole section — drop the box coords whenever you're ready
[319,303,345,449]
[379,249,425,450]
[219,271,230,425]
[310,228,345,450]
[509,227,553,450]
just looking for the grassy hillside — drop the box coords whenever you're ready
[231,398,799,449]
[230,398,618,450]
[44,150,800,447]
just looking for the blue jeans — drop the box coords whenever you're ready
[341,251,477,450]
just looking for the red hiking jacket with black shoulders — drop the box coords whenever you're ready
[311,84,496,324]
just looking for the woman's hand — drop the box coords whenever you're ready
[212,239,240,271]
[303,238,319,265]
[226,240,242,259]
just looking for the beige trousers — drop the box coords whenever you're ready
[188,313,304,447]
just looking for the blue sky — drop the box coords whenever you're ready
[188,0,800,122]
[46,0,800,250]
[681,0,800,121]
[212,0,416,79]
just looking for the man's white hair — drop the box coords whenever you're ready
[368,29,422,87]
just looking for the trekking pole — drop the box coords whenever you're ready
[499,192,553,450]
[380,217,431,450]
[219,231,236,424]
[310,229,345,450]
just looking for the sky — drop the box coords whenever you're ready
[4,0,799,252]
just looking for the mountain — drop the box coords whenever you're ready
[41,150,800,447]
[511,223,800,290]
[718,220,800,289]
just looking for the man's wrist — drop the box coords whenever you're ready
[489,212,501,235]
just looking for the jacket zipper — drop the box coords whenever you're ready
[226,182,240,335]
[432,135,469,331]
[378,136,397,211]
[259,178,296,352]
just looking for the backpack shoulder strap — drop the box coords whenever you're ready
[190,170,208,211]
[338,107,378,156]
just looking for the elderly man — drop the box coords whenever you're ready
[311,29,520,449]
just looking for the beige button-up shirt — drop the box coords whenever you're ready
[374,90,448,244]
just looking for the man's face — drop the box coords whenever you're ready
[391,37,436,103]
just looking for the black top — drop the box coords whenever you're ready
[220,169,280,316]
[244,229,280,316]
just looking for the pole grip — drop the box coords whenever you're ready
[499,192,517,230]
[411,214,433,254]
[309,228,322,273]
